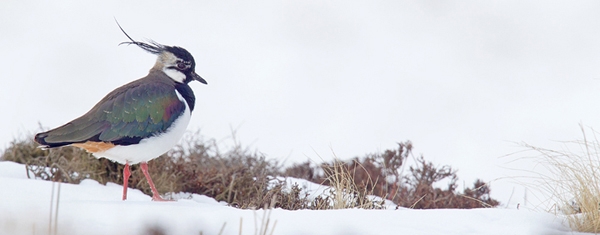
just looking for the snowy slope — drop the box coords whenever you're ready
[0,161,580,235]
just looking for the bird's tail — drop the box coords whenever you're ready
[34,131,73,149]
[34,120,107,149]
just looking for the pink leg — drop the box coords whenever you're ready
[122,162,131,201]
[140,162,169,201]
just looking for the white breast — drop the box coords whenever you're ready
[92,90,191,165]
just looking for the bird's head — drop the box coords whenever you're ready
[116,22,207,85]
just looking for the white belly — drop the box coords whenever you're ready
[92,90,191,165]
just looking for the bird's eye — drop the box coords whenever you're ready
[176,62,186,69]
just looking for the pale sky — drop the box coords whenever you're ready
[2,1,600,207]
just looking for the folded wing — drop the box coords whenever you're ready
[35,81,185,148]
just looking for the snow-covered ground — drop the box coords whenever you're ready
[0,161,582,235]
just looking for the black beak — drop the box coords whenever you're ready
[192,72,207,85]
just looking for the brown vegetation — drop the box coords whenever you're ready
[285,142,499,209]
[1,130,498,210]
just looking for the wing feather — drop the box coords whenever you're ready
[35,79,186,148]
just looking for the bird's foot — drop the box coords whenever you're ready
[151,195,174,202]
[140,162,174,202]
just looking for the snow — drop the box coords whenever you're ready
[0,161,582,235]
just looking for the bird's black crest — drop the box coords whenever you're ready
[115,19,165,55]
[114,19,198,70]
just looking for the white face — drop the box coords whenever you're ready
[155,51,191,83]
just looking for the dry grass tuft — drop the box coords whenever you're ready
[522,125,600,232]
[319,159,384,209]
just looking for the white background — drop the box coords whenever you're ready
[3,0,600,207]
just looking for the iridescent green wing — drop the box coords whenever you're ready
[36,80,185,147]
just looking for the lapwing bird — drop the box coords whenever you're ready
[34,24,207,201]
